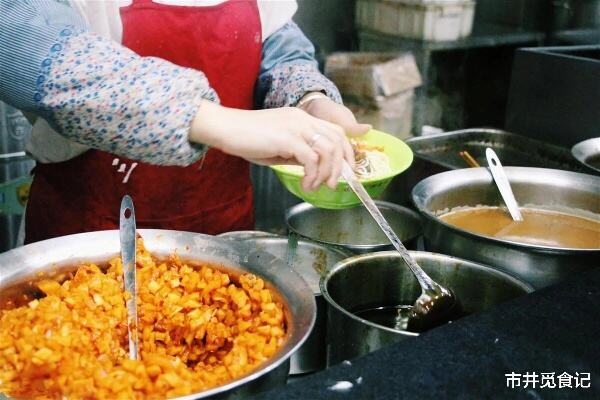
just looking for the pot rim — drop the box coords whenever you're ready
[319,250,534,337]
[234,235,353,295]
[0,229,317,400]
[216,230,279,241]
[572,137,600,174]
[285,201,423,250]
[235,235,353,257]
[411,167,600,254]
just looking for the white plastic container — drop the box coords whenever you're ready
[356,0,476,42]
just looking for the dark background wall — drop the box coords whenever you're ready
[294,0,600,59]
[293,0,600,132]
[294,0,357,65]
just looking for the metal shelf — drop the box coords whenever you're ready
[358,24,546,135]
[358,23,545,52]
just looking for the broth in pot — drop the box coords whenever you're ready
[440,206,600,249]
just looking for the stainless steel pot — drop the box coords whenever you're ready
[380,128,588,206]
[412,167,600,289]
[217,230,278,240]
[572,137,600,175]
[285,201,422,254]
[321,251,532,366]
[236,236,351,375]
[0,229,317,400]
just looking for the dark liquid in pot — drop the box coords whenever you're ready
[353,305,468,333]
[440,207,600,249]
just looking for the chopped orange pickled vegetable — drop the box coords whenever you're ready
[0,238,287,399]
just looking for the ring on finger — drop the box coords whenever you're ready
[308,133,322,148]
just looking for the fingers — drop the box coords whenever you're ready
[316,119,355,171]
[238,106,360,191]
[345,123,372,137]
[289,140,320,191]
[313,103,371,138]
[331,113,371,138]
[303,120,350,190]
[328,147,343,189]
[341,128,355,166]
[246,157,301,166]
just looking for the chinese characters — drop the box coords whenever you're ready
[506,372,591,390]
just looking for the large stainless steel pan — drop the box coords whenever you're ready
[234,235,351,375]
[412,167,600,289]
[380,128,587,206]
[0,229,316,400]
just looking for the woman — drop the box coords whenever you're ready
[0,0,369,243]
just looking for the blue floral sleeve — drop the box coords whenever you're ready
[256,22,342,109]
[1,0,218,166]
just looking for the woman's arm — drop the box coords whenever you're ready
[1,0,215,166]
[0,1,350,189]
[256,21,341,108]
[256,21,371,138]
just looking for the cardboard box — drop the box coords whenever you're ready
[347,91,415,139]
[325,52,422,101]
[325,52,422,138]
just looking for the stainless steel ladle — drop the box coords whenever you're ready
[120,195,139,360]
[485,148,523,222]
[341,161,458,331]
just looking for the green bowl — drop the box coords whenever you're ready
[271,129,413,209]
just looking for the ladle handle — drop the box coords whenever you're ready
[341,162,436,290]
[120,195,139,360]
[485,148,523,222]
[286,231,299,269]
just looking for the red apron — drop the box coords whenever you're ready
[25,0,261,243]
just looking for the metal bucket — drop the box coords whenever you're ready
[235,236,351,375]
[285,201,422,254]
[412,167,600,289]
[0,229,317,399]
[321,251,532,366]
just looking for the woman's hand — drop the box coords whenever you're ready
[190,100,354,190]
[297,92,371,137]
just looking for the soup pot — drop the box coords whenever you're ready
[412,167,600,289]
[286,201,422,254]
[0,229,316,400]
[321,251,532,366]
[236,236,351,375]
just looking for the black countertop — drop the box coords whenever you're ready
[254,268,600,399]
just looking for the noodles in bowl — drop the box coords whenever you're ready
[280,139,392,180]
[271,129,413,209]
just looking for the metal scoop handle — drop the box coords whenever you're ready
[120,195,138,360]
[485,148,523,222]
[341,161,436,291]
